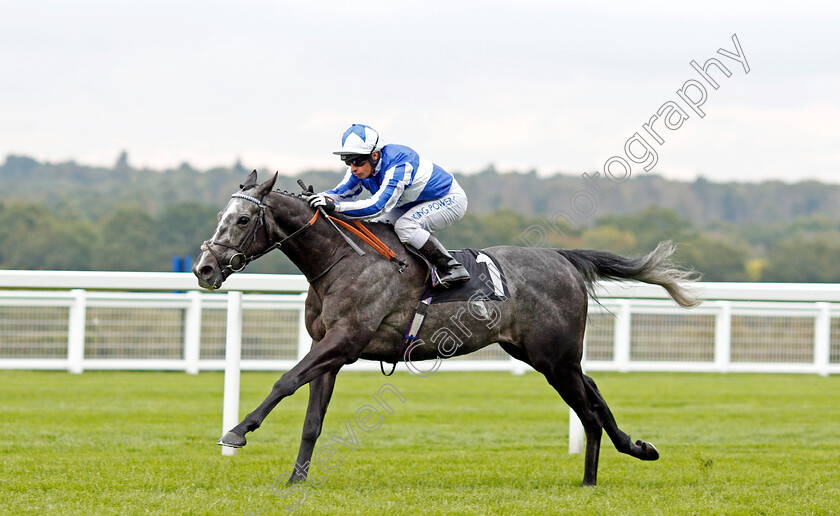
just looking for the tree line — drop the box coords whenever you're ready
[1,198,838,282]
[4,153,840,225]
[3,153,840,281]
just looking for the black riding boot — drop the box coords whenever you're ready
[418,235,471,287]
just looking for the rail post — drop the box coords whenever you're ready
[221,291,243,456]
[814,302,831,377]
[296,292,310,363]
[67,289,86,374]
[714,301,732,373]
[184,291,202,375]
[614,300,631,372]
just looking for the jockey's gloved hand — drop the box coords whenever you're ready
[308,194,336,212]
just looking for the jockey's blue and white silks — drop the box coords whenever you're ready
[325,144,454,220]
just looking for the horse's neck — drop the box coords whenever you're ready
[267,198,352,279]
[268,200,405,281]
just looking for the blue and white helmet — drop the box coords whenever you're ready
[332,124,382,156]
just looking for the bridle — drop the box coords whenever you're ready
[201,186,405,281]
[200,192,316,274]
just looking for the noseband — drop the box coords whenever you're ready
[201,192,316,274]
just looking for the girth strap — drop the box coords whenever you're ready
[381,296,432,376]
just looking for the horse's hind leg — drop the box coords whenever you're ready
[582,375,659,461]
[541,363,605,486]
[499,342,534,368]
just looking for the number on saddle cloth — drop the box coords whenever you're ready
[419,248,510,303]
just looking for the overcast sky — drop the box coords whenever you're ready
[2,1,839,183]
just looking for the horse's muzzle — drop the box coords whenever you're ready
[193,251,224,290]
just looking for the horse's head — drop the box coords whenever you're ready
[193,170,278,289]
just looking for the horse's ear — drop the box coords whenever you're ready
[240,170,258,189]
[254,171,278,199]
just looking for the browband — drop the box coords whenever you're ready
[231,193,262,205]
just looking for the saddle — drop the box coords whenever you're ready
[381,248,510,375]
[407,247,510,302]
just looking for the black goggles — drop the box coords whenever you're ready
[341,154,370,166]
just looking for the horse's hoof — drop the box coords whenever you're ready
[636,439,659,461]
[579,480,597,487]
[287,472,307,486]
[217,431,247,448]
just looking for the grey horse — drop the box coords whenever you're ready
[193,171,700,486]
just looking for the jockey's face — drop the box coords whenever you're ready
[350,151,378,179]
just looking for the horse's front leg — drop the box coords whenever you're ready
[288,370,337,484]
[218,327,359,448]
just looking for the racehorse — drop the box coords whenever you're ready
[193,171,701,486]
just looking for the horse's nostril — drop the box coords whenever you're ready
[199,265,214,278]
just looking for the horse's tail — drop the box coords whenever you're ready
[556,240,702,308]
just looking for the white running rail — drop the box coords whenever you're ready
[2,271,838,455]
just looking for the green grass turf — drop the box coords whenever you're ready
[1,370,838,515]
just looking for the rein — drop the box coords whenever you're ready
[331,218,398,262]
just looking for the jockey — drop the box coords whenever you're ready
[307,123,470,286]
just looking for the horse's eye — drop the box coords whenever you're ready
[237,216,250,225]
